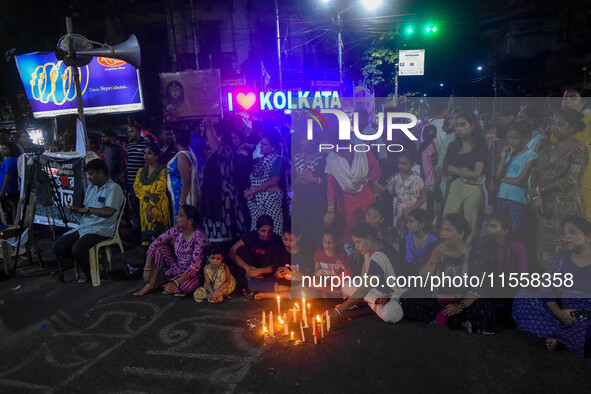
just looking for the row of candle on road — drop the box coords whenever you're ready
[261,296,331,344]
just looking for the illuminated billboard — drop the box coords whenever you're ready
[15,52,144,118]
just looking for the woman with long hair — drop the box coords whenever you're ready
[167,127,200,220]
[442,108,488,243]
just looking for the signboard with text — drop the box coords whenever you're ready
[15,52,144,118]
[399,49,425,76]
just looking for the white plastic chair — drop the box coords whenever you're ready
[88,198,127,286]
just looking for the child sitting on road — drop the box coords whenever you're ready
[194,246,236,303]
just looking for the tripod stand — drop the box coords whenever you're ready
[11,154,70,281]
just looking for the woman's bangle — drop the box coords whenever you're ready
[174,279,180,288]
[143,267,152,271]
[334,307,341,316]
[317,177,321,185]
[531,194,541,200]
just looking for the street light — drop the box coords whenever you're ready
[322,0,384,86]
[477,65,483,71]
[361,0,383,11]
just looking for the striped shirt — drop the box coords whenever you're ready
[126,140,148,186]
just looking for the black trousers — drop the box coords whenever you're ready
[53,231,108,275]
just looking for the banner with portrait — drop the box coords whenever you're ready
[159,69,222,122]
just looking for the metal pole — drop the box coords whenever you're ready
[337,11,343,87]
[275,0,282,90]
[65,17,88,145]
[189,0,199,69]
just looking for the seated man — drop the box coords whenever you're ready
[53,159,124,282]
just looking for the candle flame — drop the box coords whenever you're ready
[278,316,284,324]
[263,326,268,333]
[316,315,321,323]
[277,295,280,300]
[295,303,300,310]
[291,332,294,339]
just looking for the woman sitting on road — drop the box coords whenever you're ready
[400,214,496,334]
[513,216,591,356]
[134,205,209,296]
[330,223,406,324]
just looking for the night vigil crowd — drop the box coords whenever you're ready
[5,88,588,357]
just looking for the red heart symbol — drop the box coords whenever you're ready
[236,92,256,110]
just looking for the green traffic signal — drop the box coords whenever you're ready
[425,25,438,33]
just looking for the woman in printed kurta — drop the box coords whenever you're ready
[201,123,245,242]
[513,217,591,356]
[133,143,171,246]
[244,130,285,236]
[530,109,589,270]
[134,205,209,296]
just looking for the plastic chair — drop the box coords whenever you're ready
[87,198,127,286]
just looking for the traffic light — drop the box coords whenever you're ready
[425,25,438,33]
[405,26,414,34]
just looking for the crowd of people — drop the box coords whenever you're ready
[21,87,589,357]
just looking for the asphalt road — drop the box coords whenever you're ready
[0,230,589,393]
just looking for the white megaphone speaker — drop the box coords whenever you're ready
[56,34,141,69]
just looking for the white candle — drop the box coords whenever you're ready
[326,310,331,333]
[262,311,266,329]
[302,301,308,328]
[318,315,324,338]
[291,308,297,322]
[269,311,274,338]
[300,321,305,342]
[283,314,289,336]
[277,296,281,315]
[313,318,318,344]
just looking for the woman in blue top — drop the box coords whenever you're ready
[167,127,200,221]
[402,209,438,273]
[494,121,538,236]
[244,129,285,236]
[0,141,23,224]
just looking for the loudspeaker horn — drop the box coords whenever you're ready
[77,34,141,69]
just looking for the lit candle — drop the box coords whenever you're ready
[277,296,281,315]
[317,315,324,338]
[262,311,266,329]
[290,331,295,341]
[313,318,318,344]
[263,326,268,338]
[269,311,274,338]
[302,300,308,328]
[326,310,331,333]
[300,321,305,342]
[283,313,289,336]
[307,303,311,317]
[291,308,297,322]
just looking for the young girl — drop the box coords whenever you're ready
[313,230,352,296]
[193,246,236,303]
[420,125,438,219]
[402,209,438,273]
[494,121,537,236]
[376,151,427,237]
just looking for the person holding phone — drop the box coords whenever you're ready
[53,159,124,282]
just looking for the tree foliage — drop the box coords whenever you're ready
[361,32,398,94]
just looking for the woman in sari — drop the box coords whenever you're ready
[513,216,591,356]
[133,143,171,246]
[530,108,589,270]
